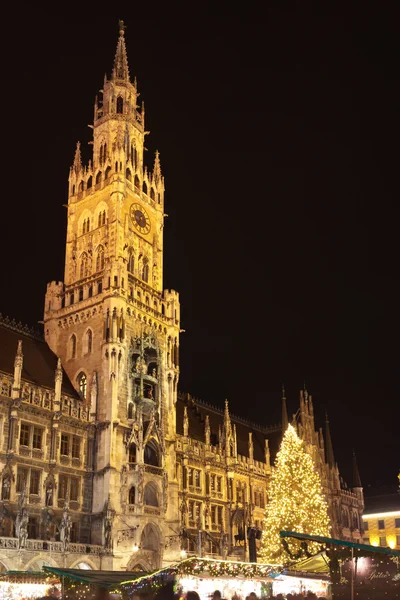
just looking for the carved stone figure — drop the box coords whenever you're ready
[15,508,29,549]
[46,485,54,507]
[103,507,113,550]
[1,477,11,501]
[59,504,72,552]
[137,466,144,505]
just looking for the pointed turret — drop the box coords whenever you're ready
[325,412,335,468]
[153,150,162,185]
[352,451,362,489]
[183,406,189,437]
[204,414,210,446]
[12,340,23,399]
[281,384,288,431]
[112,20,130,82]
[73,141,82,174]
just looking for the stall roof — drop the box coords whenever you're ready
[280,530,400,557]
[286,553,330,576]
[43,567,147,589]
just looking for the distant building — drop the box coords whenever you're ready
[362,483,400,549]
[0,22,364,571]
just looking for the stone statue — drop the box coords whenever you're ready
[59,504,72,552]
[162,471,168,513]
[15,508,29,549]
[103,507,113,550]
[1,477,11,501]
[46,484,54,507]
[137,466,144,505]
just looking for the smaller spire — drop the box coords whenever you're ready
[153,150,162,185]
[352,450,362,488]
[325,412,335,468]
[73,142,82,173]
[183,406,189,437]
[112,20,130,82]
[204,415,210,445]
[281,384,288,431]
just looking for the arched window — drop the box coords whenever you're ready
[142,181,148,195]
[80,253,88,279]
[134,175,140,189]
[96,246,105,272]
[144,440,160,466]
[77,372,87,399]
[86,329,92,354]
[79,180,84,192]
[99,145,103,165]
[105,166,111,179]
[150,188,155,201]
[129,444,136,464]
[144,481,159,507]
[126,168,132,182]
[127,251,134,274]
[142,258,149,283]
[70,334,77,359]
[116,97,124,114]
[128,403,134,419]
[95,171,102,185]
[87,176,92,189]
[129,486,135,504]
[130,145,136,169]
[102,211,106,225]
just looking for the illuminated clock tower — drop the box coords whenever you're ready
[44,21,180,569]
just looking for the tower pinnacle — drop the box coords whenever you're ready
[281,384,288,431]
[112,20,130,82]
[325,412,335,468]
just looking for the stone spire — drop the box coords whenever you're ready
[281,384,288,431]
[153,150,162,185]
[204,414,210,446]
[352,451,362,488]
[73,141,82,174]
[112,20,130,82]
[54,358,63,410]
[183,406,189,437]
[12,340,23,399]
[325,412,335,468]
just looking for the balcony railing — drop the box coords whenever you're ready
[0,537,109,554]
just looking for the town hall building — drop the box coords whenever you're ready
[0,22,364,573]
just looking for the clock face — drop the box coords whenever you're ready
[130,203,151,235]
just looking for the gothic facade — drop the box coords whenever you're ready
[0,23,364,572]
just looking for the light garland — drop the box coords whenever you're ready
[259,424,330,564]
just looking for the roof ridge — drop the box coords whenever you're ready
[187,395,281,435]
[0,313,43,341]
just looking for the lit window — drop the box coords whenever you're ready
[77,373,87,399]
[19,424,30,446]
[32,428,42,450]
[379,536,386,547]
[378,519,385,530]
[29,470,40,495]
[72,437,80,459]
[61,434,69,456]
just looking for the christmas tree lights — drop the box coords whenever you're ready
[259,424,330,564]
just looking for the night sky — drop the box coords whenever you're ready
[1,5,399,490]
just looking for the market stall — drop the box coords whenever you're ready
[120,557,328,600]
[0,570,60,600]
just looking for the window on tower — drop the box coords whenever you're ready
[142,181,148,195]
[87,176,92,189]
[77,372,87,399]
[105,166,111,179]
[116,97,123,114]
[96,171,102,185]
[127,251,134,274]
[142,259,149,283]
[70,334,77,359]
[150,188,155,201]
[96,246,105,271]
[134,175,140,190]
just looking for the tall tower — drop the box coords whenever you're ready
[44,21,180,570]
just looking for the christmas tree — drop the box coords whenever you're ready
[259,424,330,564]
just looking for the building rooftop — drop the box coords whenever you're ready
[0,315,79,398]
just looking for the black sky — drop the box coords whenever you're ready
[1,4,399,490]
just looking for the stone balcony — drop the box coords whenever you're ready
[0,536,109,555]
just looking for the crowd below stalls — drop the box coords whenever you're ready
[173,587,325,600]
